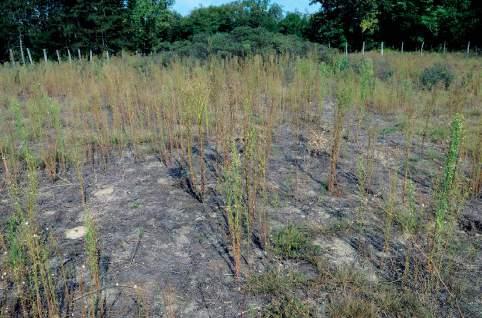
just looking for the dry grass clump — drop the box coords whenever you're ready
[307,129,330,156]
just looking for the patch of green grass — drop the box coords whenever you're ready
[315,260,429,318]
[425,147,442,161]
[269,191,282,208]
[246,269,316,317]
[263,296,317,318]
[319,219,352,235]
[245,270,306,297]
[380,121,405,136]
[272,225,320,260]
[327,296,377,318]
[129,200,141,209]
[427,125,449,143]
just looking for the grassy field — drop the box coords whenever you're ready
[0,51,480,317]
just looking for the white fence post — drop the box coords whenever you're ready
[43,49,48,62]
[9,49,15,65]
[26,48,33,64]
[19,35,26,65]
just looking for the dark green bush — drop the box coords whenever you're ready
[273,225,320,259]
[155,27,318,60]
[420,63,454,90]
[373,58,394,81]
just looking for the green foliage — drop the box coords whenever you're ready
[61,0,128,51]
[307,0,481,50]
[279,12,309,37]
[161,27,316,59]
[335,77,354,111]
[420,63,454,90]
[435,113,464,235]
[1,0,481,62]
[398,180,420,236]
[273,225,319,259]
[373,58,394,81]
[245,270,306,296]
[359,58,375,103]
[223,142,244,231]
[327,296,377,318]
[128,0,176,52]
[5,214,25,270]
[222,141,244,275]
[263,296,316,318]
[331,55,351,73]
[181,0,282,36]
[84,213,100,281]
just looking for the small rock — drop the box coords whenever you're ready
[65,226,86,240]
[308,190,318,197]
[157,177,172,185]
[144,161,162,170]
[94,186,114,198]
[44,210,56,216]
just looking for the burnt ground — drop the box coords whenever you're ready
[0,101,481,317]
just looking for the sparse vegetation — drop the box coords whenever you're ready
[420,62,454,90]
[0,49,480,317]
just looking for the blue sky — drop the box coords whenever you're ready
[173,0,320,16]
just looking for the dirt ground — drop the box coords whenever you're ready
[1,101,481,317]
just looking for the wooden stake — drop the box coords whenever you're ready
[381,42,384,56]
[401,41,404,53]
[78,48,82,60]
[443,41,446,54]
[420,41,424,56]
[19,35,25,65]
[90,50,93,62]
[362,41,365,55]
[67,49,72,64]
[105,50,110,60]
[345,42,348,56]
[466,41,470,55]
[43,49,48,62]
[56,49,61,63]
[9,49,15,65]
[26,48,33,64]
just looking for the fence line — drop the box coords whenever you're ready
[3,42,478,66]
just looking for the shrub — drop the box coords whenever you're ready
[373,58,394,81]
[318,46,340,64]
[420,63,454,90]
[273,225,319,259]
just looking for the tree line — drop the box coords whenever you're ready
[1,0,481,62]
